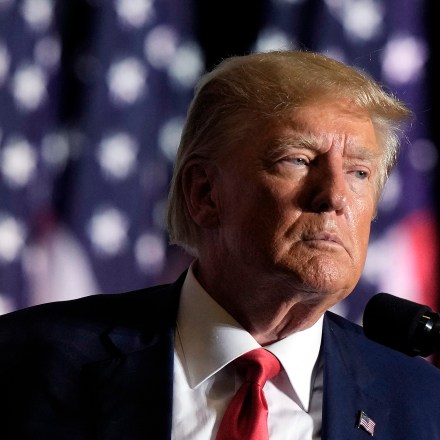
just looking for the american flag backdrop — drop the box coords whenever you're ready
[0,0,199,311]
[0,0,438,325]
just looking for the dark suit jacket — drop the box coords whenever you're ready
[1,273,440,439]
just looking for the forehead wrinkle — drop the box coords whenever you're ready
[342,135,382,162]
[265,133,321,158]
[281,105,381,154]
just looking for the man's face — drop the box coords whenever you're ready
[212,100,382,305]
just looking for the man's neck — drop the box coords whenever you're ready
[193,260,333,345]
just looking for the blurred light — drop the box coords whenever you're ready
[135,232,166,274]
[87,207,129,256]
[0,294,14,315]
[382,36,427,84]
[107,57,147,105]
[97,132,138,180]
[255,28,293,52]
[158,116,184,161]
[0,215,26,263]
[20,0,54,32]
[168,41,203,89]
[1,137,37,188]
[34,35,61,70]
[379,170,402,213]
[11,64,48,111]
[342,0,383,41]
[114,0,154,28]
[144,25,179,69]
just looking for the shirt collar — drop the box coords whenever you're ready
[176,264,323,409]
[265,317,323,410]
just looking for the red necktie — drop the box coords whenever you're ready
[216,348,282,440]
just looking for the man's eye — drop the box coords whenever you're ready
[287,157,308,166]
[354,170,369,180]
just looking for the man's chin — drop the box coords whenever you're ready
[276,258,357,299]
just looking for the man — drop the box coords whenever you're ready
[1,50,440,439]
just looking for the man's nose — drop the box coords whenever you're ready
[310,162,347,213]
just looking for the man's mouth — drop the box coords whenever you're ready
[302,232,344,247]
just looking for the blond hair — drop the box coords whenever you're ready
[167,50,411,255]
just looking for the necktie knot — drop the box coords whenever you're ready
[236,348,282,387]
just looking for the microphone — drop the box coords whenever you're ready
[363,293,440,357]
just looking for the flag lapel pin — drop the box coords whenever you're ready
[356,410,376,436]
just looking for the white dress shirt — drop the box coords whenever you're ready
[171,266,323,440]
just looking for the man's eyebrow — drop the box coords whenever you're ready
[344,143,382,161]
[260,134,318,169]
[265,134,319,156]
[263,133,382,166]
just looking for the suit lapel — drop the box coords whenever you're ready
[322,312,391,439]
[81,276,184,440]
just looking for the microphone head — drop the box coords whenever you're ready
[363,292,434,357]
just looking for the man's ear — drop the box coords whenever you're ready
[182,160,220,228]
